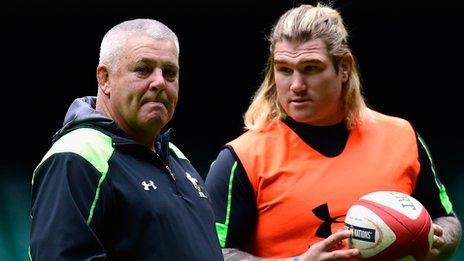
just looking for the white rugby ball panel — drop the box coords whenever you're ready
[360,191,423,220]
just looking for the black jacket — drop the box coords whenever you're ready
[30,96,223,260]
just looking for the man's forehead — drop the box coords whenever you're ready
[274,39,328,62]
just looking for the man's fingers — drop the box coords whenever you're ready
[426,248,440,261]
[432,234,445,249]
[433,224,443,237]
[324,248,359,260]
[323,229,352,250]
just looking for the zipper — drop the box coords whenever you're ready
[116,141,180,194]
[165,164,176,182]
[154,151,176,182]
[164,163,180,196]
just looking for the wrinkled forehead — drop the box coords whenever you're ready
[273,39,329,62]
[124,33,178,55]
[122,36,179,64]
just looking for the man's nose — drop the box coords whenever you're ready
[149,68,166,92]
[289,72,306,92]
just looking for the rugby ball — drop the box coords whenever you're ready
[344,191,433,260]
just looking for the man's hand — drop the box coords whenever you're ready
[222,230,359,261]
[426,216,461,260]
[426,224,445,260]
[299,230,359,261]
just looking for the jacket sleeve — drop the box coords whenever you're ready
[205,147,257,249]
[411,133,455,218]
[30,153,108,260]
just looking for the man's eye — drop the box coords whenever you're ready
[276,67,292,75]
[135,67,151,75]
[163,69,178,81]
[304,66,320,73]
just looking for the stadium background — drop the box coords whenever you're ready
[2,1,462,260]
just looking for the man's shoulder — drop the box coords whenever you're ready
[168,142,189,161]
[48,128,113,157]
[364,109,414,130]
[228,119,289,146]
[37,128,115,173]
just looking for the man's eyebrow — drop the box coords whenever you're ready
[274,58,324,65]
[137,58,179,70]
[163,62,179,70]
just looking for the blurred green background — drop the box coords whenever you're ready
[1,166,30,261]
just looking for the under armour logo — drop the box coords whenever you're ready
[141,180,157,191]
[312,203,345,238]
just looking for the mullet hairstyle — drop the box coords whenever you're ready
[244,3,369,130]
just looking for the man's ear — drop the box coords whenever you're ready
[97,64,111,95]
[340,52,353,83]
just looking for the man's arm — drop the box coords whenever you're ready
[413,133,462,260]
[222,248,287,261]
[205,147,257,249]
[222,230,358,261]
[30,153,108,260]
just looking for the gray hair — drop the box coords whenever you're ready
[99,18,179,71]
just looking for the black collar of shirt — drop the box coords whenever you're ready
[281,117,349,157]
